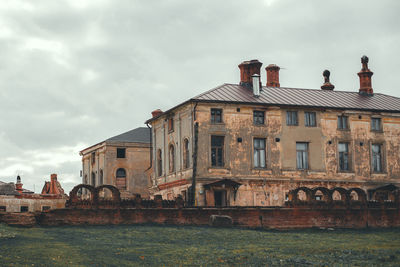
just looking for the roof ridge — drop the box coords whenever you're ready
[191,83,230,100]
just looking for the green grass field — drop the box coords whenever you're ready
[1,224,399,266]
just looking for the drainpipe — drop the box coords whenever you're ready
[190,101,199,206]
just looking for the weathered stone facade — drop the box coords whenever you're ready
[147,57,400,207]
[80,127,151,198]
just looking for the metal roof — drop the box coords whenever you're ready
[106,127,150,144]
[191,84,400,112]
[0,182,19,195]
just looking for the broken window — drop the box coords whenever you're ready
[183,139,190,169]
[211,135,224,167]
[116,168,127,189]
[169,144,175,173]
[286,111,298,125]
[253,110,265,125]
[157,149,163,176]
[117,148,126,158]
[42,206,51,212]
[211,108,223,123]
[296,142,308,170]
[305,112,316,127]
[168,118,174,132]
[338,115,349,130]
[20,206,28,212]
[253,138,266,168]
[338,142,350,171]
[371,118,381,131]
[372,144,383,173]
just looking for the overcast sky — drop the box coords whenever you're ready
[0,0,399,193]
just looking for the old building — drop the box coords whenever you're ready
[0,174,67,212]
[146,56,400,207]
[80,127,151,198]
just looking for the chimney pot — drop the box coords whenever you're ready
[358,55,373,95]
[252,74,261,97]
[238,59,262,87]
[151,109,163,118]
[16,175,23,194]
[51,173,57,181]
[265,64,280,87]
[321,69,334,90]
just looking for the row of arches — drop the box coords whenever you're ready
[288,187,369,203]
[83,168,127,190]
[69,184,121,206]
[157,138,190,177]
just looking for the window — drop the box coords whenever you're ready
[296,142,308,170]
[169,144,175,173]
[42,206,51,212]
[286,111,298,126]
[305,112,316,127]
[338,115,349,130]
[91,152,95,164]
[168,118,174,132]
[371,118,382,131]
[211,136,224,167]
[254,138,266,168]
[157,149,162,176]
[91,172,96,187]
[211,109,222,123]
[20,206,28,212]
[253,111,265,125]
[338,142,350,171]
[372,144,383,173]
[116,168,127,189]
[0,206,6,211]
[99,170,103,185]
[183,139,190,169]
[117,148,126,158]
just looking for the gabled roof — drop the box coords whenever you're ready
[192,84,400,112]
[106,127,150,143]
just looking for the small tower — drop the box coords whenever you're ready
[15,175,23,194]
[358,55,374,95]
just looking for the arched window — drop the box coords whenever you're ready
[116,168,126,190]
[91,172,96,187]
[99,169,103,185]
[183,138,190,169]
[157,149,162,176]
[169,144,175,173]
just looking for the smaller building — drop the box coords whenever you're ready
[80,127,151,198]
[0,174,67,212]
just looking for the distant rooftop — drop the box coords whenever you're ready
[106,127,150,144]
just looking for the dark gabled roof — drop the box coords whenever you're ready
[191,84,400,112]
[0,182,19,195]
[106,127,150,144]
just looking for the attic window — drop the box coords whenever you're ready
[117,148,126,158]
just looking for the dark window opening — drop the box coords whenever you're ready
[254,138,266,168]
[116,168,127,189]
[42,206,51,212]
[371,118,381,131]
[91,152,95,164]
[99,170,103,185]
[305,112,316,127]
[211,108,223,123]
[339,142,350,171]
[169,144,175,173]
[168,118,174,132]
[211,136,224,167]
[214,190,227,207]
[296,142,308,170]
[91,172,96,187]
[117,148,126,158]
[253,110,265,125]
[20,206,29,212]
[338,115,349,130]
[183,139,190,169]
[0,206,6,211]
[157,149,162,176]
[286,111,298,126]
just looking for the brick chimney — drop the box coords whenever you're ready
[50,173,60,195]
[358,55,373,95]
[238,60,262,87]
[15,175,23,194]
[321,70,334,90]
[151,109,163,118]
[265,64,280,87]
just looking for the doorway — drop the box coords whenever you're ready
[214,190,227,207]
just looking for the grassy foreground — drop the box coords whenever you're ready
[0,224,400,266]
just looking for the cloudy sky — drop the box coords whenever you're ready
[0,0,399,193]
